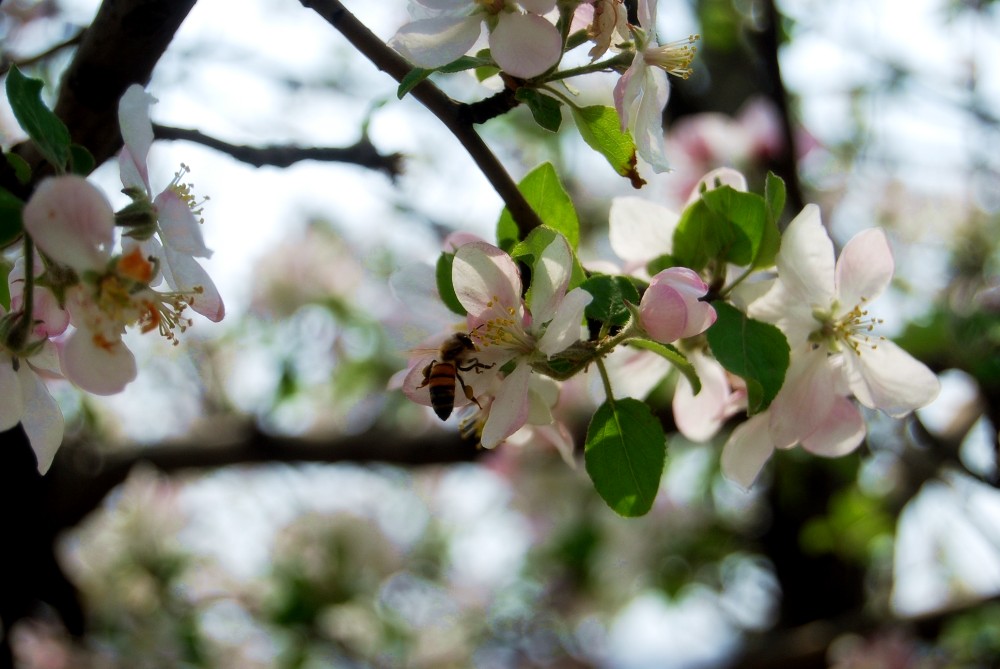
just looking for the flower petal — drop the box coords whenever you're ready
[684,167,749,206]
[61,329,137,395]
[775,204,836,309]
[481,363,531,448]
[639,267,714,343]
[154,189,213,258]
[0,356,24,430]
[489,12,561,79]
[608,196,676,266]
[673,351,743,442]
[800,396,865,458]
[390,15,482,68]
[536,286,592,356]
[453,241,521,318]
[529,234,573,324]
[23,176,115,272]
[721,412,774,490]
[519,0,557,14]
[17,366,64,474]
[767,349,837,449]
[631,65,671,172]
[594,347,672,402]
[162,247,225,322]
[841,341,940,417]
[118,84,156,193]
[835,228,893,310]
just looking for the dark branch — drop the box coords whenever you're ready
[153,124,405,178]
[0,28,86,77]
[43,425,483,530]
[298,0,544,238]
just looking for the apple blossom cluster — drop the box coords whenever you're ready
[390,0,698,177]
[395,165,940,516]
[1,75,223,473]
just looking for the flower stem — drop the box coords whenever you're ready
[542,52,634,83]
[595,356,616,408]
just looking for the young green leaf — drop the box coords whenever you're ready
[570,105,645,188]
[585,398,666,517]
[397,56,494,98]
[510,227,586,293]
[699,186,766,266]
[757,171,786,268]
[580,274,640,327]
[515,89,563,132]
[6,66,71,170]
[436,251,467,316]
[496,162,580,251]
[706,302,789,413]
[0,187,24,249]
[671,198,734,272]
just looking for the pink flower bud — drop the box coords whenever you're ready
[638,267,716,343]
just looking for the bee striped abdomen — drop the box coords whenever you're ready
[426,360,458,420]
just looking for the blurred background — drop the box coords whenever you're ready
[1,0,999,666]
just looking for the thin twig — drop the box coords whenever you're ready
[153,124,405,178]
[298,0,545,237]
[0,27,86,77]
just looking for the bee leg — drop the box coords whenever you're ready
[458,358,495,374]
[417,360,437,389]
[456,374,483,409]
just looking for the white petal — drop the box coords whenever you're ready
[835,228,893,310]
[27,342,62,377]
[593,347,671,402]
[117,84,156,193]
[632,65,671,173]
[841,341,940,417]
[163,247,225,322]
[536,287,592,357]
[390,15,482,68]
[800,396,865,458]
[23,176,115,272]
[481,363,531,448]
[638,0,656,29]
[61,329,137,395]
[775,204,836,309]
[154,189,212,258]
[453,242,522,317]
[0,356,24,430]
[767,349,836,449]
[608,196,676,265]
[721,413,774,490]
[518,0,557,14]
[17,366,64,474]
[684,167,749,206]
[673,352,737,442]
[489,13,561,79]
[529,234,573,323]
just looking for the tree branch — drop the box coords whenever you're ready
[297,0,544,238]
[153,124,405,178]
[0,28,86,77]
[43,425,483,530]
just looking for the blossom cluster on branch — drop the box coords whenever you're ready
[1,74,223,473]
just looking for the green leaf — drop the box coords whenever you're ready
[706,302,789,413]
[645,253,675,276]
[496,162,580,251]
[671,198,733,272]
[69,144,95,176]
[0,258,11,311]
[515,89,562,132]
[397,56,493,98]
[585,398,666,516]
[758,171,786,268]
[6,66,71,170]
[570,105,646,188]
[699,186,767,266]
[628,339,701,396]
[4,152,31,184]
[0,187,24,249]
[436,252,466,316]
[581,274,640,327]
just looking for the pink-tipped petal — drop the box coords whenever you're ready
[453,242,522,318]
[61,329,137,396]
[767,349,837,450]
[841,341,940,418]
[118,84,156,193]
[23,176,115,272]
[673,352,743,442]
[835,228,894,310]
[481,363,531,448]
[390,15,482,68]
[639,267,712,343]
[489,13,561,79]
[721,412,774,490]
[801,396,866,458]
[154,189,213,258]
[17,367,64,474]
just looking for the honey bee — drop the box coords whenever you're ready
[419,332,494,420]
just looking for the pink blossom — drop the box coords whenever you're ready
[638,267,716,344]
[22,175,115,272]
